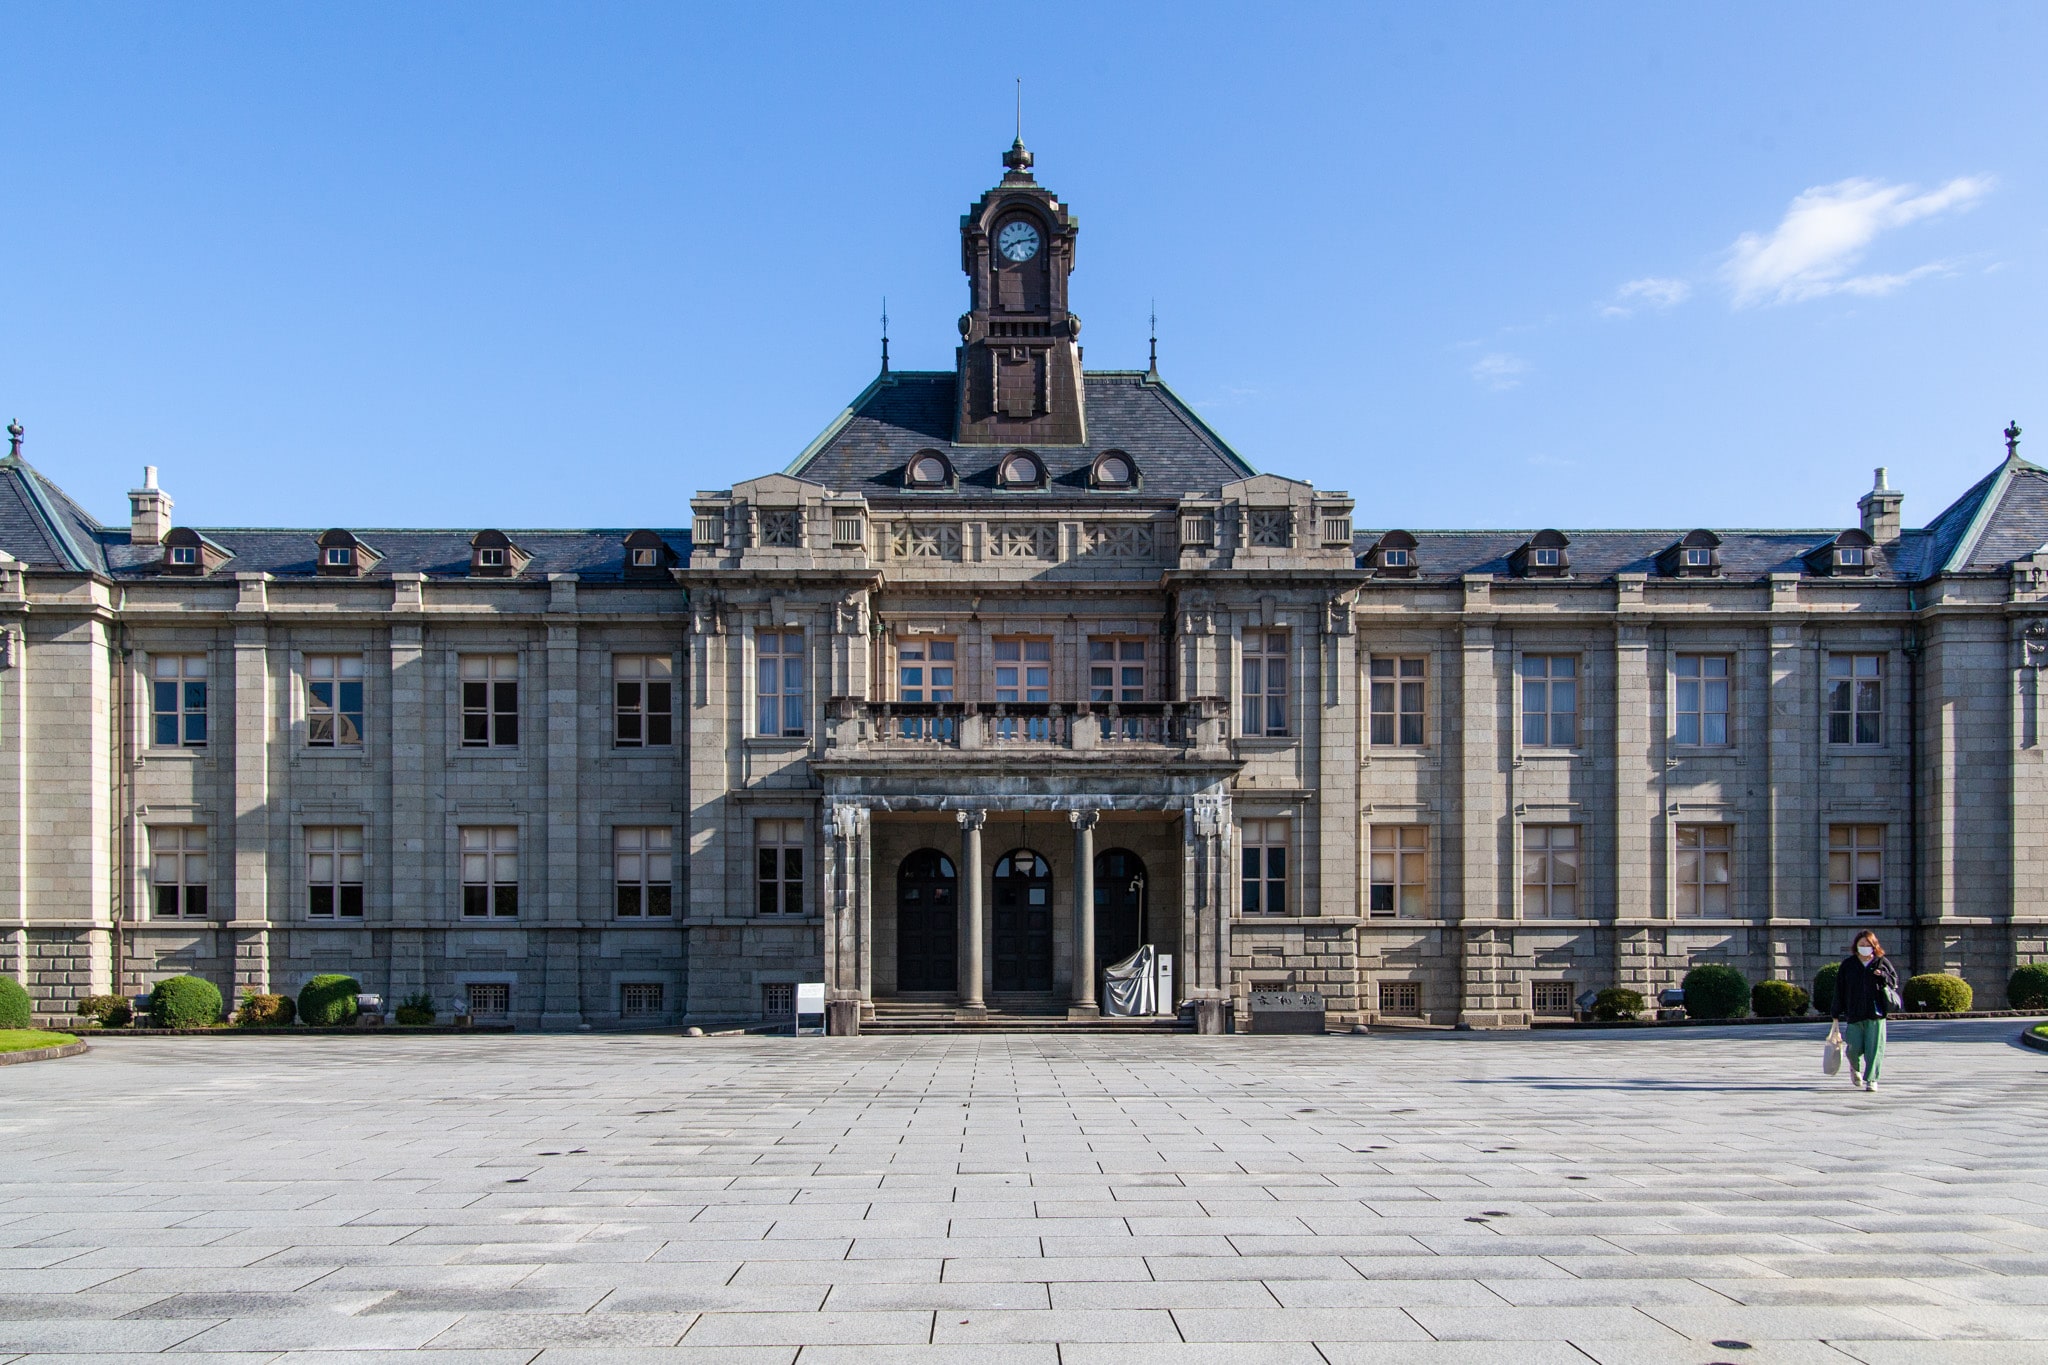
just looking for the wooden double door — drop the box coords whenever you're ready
[895,850,957,993]
[992,848,1054,992]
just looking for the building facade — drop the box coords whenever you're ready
[5,143,2047,1030]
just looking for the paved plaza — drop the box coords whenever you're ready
[3,1022,2047,1364]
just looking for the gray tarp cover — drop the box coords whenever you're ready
[1103,944,1156,1016]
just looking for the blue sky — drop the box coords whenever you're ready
[3,2,2043,535]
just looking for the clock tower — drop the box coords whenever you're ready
[954,137,1085,445]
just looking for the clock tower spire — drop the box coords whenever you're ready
[954,138,1084,445]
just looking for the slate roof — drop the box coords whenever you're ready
[0,455,107,572]
[1350,528,1938,582]
[787,370,1257,501]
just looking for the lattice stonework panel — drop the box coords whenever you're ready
[888,522,963,561]
[1080,523,1154,558]
[1247,510,1292,548]
[990,523,1057,559]
[759,510,802,548]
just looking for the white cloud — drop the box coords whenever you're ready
[1723,175,1993,307]
[1602,276,1692,318]
[1471,353,1527,390]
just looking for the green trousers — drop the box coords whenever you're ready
[1843,1019,1886,1084]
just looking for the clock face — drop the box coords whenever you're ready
[997,220,1040,262]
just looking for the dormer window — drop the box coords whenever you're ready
[1532,547,1560,567]
[905,450,955,490]
[1657,529,1722,578]
[170,545,198,566]
[1090,450,1139,490]
[478,548,505,568]
[1805,528,1875,578]
[622,529,670,580]
[1364,530,1419,578]
[1509,530,1571,579]
[1383,548,1409,568]
[631,547,657,567]
[998,451,1046,489]
[1838,546,1865,566]
[314,529,376,577]
[325,547,350,566]
[468,530,525,579]
[1684,548,1710,567]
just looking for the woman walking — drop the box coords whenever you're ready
[1832,929,1901,1091]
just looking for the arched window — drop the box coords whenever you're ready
[998,451,1046,489]
[905,451,954,490]
[1090,450,1139,490]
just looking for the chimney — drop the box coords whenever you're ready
[129,465,173,546]
[1858,466,1904,544]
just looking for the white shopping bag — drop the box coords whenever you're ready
[1823,1020,1844,1075]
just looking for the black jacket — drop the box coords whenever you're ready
[1833,954,1901,1022]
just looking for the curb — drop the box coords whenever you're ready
[77,1025,516,1037]
[2021,1028,2048,1055]
[0,1041,89,1067]
[1535,1010,2040,1031]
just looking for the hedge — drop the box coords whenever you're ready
[395,990,437,1026]
[1681,964,1749,1020]
[235,992,295,1027]
[149,975,223,1028]
[1813,962,1840,1017]
[1591,987,1644,1021]
[297,974,361,1027]
[2010,963,2048,1011]
[1751,980,1810,1018]
[1904,973,1972,1013]
[76,994,132,1028]
[0,977,31,1030]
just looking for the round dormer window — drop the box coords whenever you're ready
[999,452,1043,487]
[908,453,949,486]
[1097,455,1131,485]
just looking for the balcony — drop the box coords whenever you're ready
[833,700,1222,754]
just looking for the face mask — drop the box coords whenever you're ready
[1857,947,1875,961]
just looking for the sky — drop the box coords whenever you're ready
[2,2,2044,536]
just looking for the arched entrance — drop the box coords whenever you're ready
[1094,848,1147,971]
[895,850,957,993]
[992,848,1054,992]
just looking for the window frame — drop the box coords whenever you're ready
[613,826,674,919]
[1532,980,1575,1016]
[1520,654,1579,749]
[306,825,365,920]
[1673,653,1731,748]
[1241,631,1291,738]
[1675,823,1732,918]
[613,654,675,748]
[150,654,209,749]
[1521,824,1581,919]
[756,818,806,916]
[460,825,519,918]
[305,654,366,749]
[466,982,511,1019]
[1368,655,1427,747]
[755,631,807,738]
[459,654,520,749]
[1368,824,1427,918]
[620,981,665,1017]
[1829,824,1884,917]
[149,825,210,919]
[1239,817,1291,917]
[1378,980,1421,1017]
[1826,653,1884,746]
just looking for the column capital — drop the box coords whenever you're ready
[1068,809,1100,831]
[956,808,987,831]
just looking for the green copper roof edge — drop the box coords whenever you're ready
[4,456,96,572]
[1943,453,2045,574]
[785,373,892,478]
[1142,374,1259,479]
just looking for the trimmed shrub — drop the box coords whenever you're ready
[0,977,32,1029]
[149,975,223,1028]
[1591,987,1644,1021]
[1813,962,1841,1017]
[297,974,361,1027]
[75,994,132,1028]
[1750,980,1810,1018]
[1681,964,1749,1020]
[234,992,295,1027]
[2009,963,2048,1011]
[1904,972,1973,1014]
[394,990,436,1026]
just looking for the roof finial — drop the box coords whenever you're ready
[5,420,20,459]
[2007,419,2023,459]
[1002,79,1034,178]
[1148,300,1158,375]
[1016,77,1022,141]
[880,297,890,375]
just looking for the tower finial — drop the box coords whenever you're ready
[2008,419,2023,459]
[880,297,890,375]
[1016,77,1022,141]
[5,420,20,459]
[1148,301,1158,374]
[1002,79,1034,178]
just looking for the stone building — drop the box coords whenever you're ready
[4,142,2046,1030]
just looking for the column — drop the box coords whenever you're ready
[231,616,271,997]
[1070,809,1099,1016]
[540,607,583,1029]
[387,619,425,1009]
[1456,607,1500,1026]
[957,808,985,1012]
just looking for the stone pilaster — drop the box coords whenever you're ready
[1070,809,1098,1016]
[541,595,582,1029]
[230,615,270,999]
[957,809,985,1013]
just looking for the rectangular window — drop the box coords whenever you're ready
[994,637,1051,702]
[324,546,351,567]
[1521,655,1578,748]
[1369,656,1426,746]
[1532,981,1575,1016]
[307,826,364,919]
[169,544,199,565]
[1368,825,1426,918]
[1827,654,1884,745]
[621,982,664,1017]
[151,655,208,748]
[1090,638,1147,739]
[467,982,510,1019]
[459,655,519,747]
[1531,546,1561,567]
[460,826,519,918]
[613,655,674,747]
[761,981,795,1019]
[1675,824,1732,917]
[756,631,806,737]
[1378,981,1421,1016]
[614,826,674,918]
[1381,547,1410,568]
[898,639,956,700]
[1829,825,1884,917]
[1241,632,1290,737]
[1683,547,1712,567]
[477,547,506,568]
[1239,818,1290,916]
[756,819,804,916]
[1674,654,1730,746]
[150,826,209,919]
[1522,825,1580,918]
[306,655,365,748]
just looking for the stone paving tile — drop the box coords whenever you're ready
[678,1311,933,1346]
[1317,1347,1623,1365]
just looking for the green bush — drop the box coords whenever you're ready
[394,990,436,1026]
[1681,964,1749,1020]
[1813,962,1841,1016]
[2009,963,2048,1010]
[1904,972,1972,1013]
[297,974,361,1027]
[1591,987,1644,1021]
[1750,980,1811,1018]
[0,977,32,1029]
[75,994,132,1028]
[234,992,295,1027]
[149,975,223,1028]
